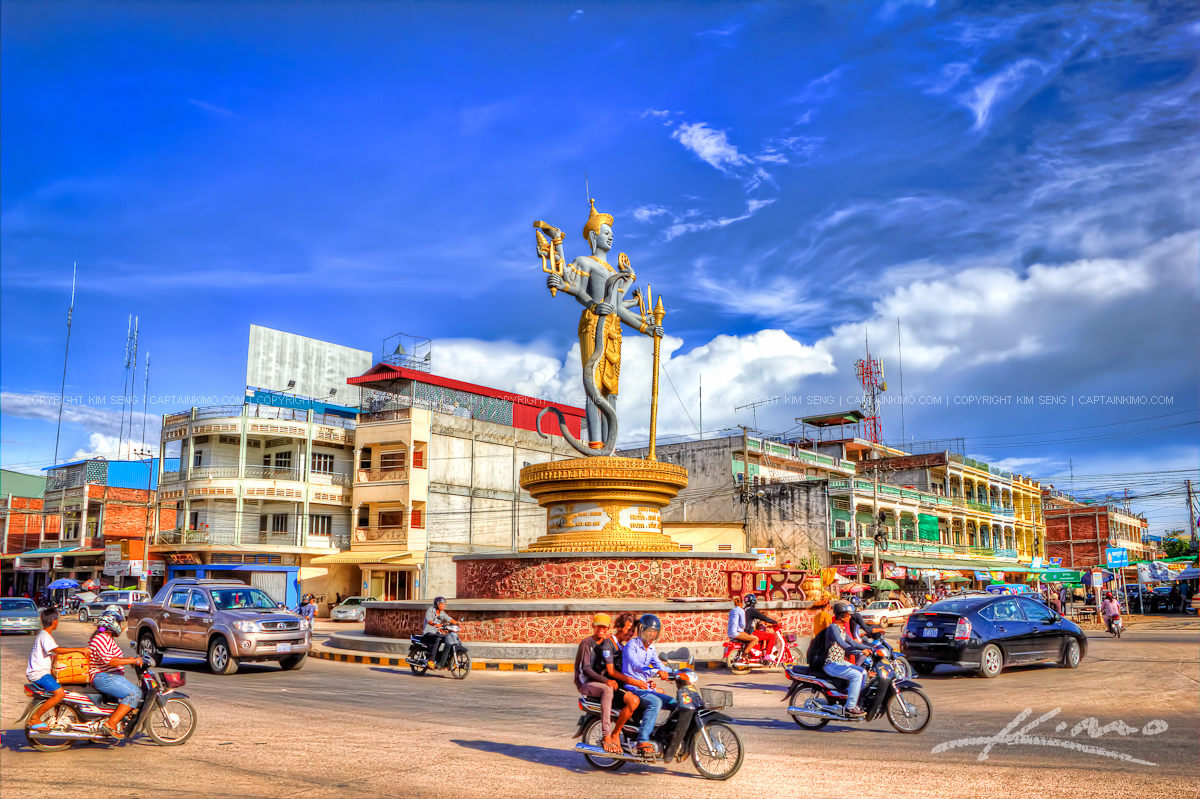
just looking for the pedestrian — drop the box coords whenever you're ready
[1050,590,1061,613]
[1168,583,1181,613]
[298,595,316,625]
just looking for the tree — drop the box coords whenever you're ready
[1162,535,1191,559]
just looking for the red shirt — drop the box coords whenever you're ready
[88,633,125,680]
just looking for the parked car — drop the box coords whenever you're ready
[1145,585,1174,612]
[330,596,378,623]
[126,578,311,675]
[900,594,1086,678]
[858,599,916,628]
[77,590,152,622]
[0,598,41,634]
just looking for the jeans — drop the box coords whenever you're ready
[581,682,614,736]
[823,662,866,710]
[92,672,142,707]
[628,687,674,743]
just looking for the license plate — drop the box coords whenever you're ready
[276,643,292,653]
[921,627,939,638]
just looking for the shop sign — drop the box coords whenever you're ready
[1105,547,1129,567]
[751,548,776,569]
[836,564,869,576]
[148,560,166,576]
[168,553,201,565]
[883,565,907,579]
[973,570,991,581]
[52,555,63,569]
[1049,557,1062,566]
[16,557,48,571]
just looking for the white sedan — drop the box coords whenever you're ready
[857,600,916,628]
[330,596,378,623]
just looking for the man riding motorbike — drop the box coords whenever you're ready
[805,601,873,718]
[728,594,783,664]
[589,612,641,754]
[1100,591,1122,634]
[423,597,458,668]
[88,612,146,738]
[621,613,676,756]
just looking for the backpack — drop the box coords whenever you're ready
[806,626,831,668]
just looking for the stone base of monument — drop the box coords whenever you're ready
[354,593,820,663]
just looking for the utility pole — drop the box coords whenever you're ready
[871,462,882,583]
[52,262,78,467]
[1187,480,1198,551]
[136,448,154,592]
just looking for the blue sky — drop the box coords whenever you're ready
[2,2,1197,532]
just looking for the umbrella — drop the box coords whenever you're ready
[47,578,79,590]
[941,575,970,583]
[74,591,97,602]
[843,583,871,593]
[871,578,900,590]
[81,579,99,590]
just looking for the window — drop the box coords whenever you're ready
[188,590,210,612]
[310,515,332,536]
[193,450,203,467]
[359,447,372,469]
[189,511,200,530]
[274,452,292,469]
[380,451,405,470]
[310,453,334,474]
[357,508,369,527]
[272,513,288,533]
[259,514,269,533]
[980,599,1026,623]
[263,455,272,466]
[411,508,424,529]
[168,591,189,609]
[834,520,848,538]
[412,450,425,469]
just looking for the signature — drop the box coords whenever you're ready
[931,708,1168,765]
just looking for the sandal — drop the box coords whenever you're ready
[636,742,656,757]
[602,738,622,754]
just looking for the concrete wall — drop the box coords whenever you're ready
[619,438,742,523]
[745,481,832,565]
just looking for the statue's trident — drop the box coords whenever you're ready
[646,286,666,461]
[533,221,564,296]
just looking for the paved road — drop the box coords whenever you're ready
[2,621,1196,799]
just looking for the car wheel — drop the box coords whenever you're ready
[1061,637,1081,669]
[279,654,307,671]
[207,636,239,675]
[913,662,936,676]
[78,609,89,622]
[138,631,164,667]
[880,617,890,628]
[356,610,365,623]
[977,644,1004,678]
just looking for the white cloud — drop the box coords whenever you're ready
[569,9,584,22]
[959,58,1049,131]
[631,205,671,223]
[792,67,844,105]
[663,198,774,241]
[670,122,752,173]
[71,432,159,462]
[186,98,236,117]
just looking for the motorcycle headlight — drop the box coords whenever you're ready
[233,620,261,633]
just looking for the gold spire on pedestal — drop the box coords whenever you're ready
[520,456,688,552]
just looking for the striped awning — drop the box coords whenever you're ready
[883,554,1036,573]
[309,551,412,565]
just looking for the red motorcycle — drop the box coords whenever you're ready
[723,625,802,673]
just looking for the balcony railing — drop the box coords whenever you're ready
[353,526,408,544]
[359,408,412,424]
[356,468,409,483]
[155,528,238,545]
[243,466,302,481]
[191,466,241,480]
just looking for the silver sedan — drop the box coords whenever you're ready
[329,596,377,623]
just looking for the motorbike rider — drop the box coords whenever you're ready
[728,594,783,663]
[806,601,873,718]
[621,614,676,756]
[592,613,641,754]
[423,596,457,668]
[88,612,146,738]
[25,608,89,731]
[1100,591,1122,634]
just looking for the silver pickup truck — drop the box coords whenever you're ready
[126,578,311,675]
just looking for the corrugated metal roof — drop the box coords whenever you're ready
[0,469,46,498]
[40,458,180,490]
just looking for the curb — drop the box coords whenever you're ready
[310,647,727,672]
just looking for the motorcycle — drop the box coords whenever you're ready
[1105,614,1123,638]
[17,661,197,751]
[723,624,802,673]
[573,668,744,780]
[407,624,471,679]
[781,649,933,734]
[858,631,912,681]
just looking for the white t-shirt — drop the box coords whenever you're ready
[27,629,57,681]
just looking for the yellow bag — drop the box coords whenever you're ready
[52,651,89,685]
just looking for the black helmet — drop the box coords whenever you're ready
[637,613,662,645]
[832,601,854,617]
[433,596,446,607]
[743,593,758,608]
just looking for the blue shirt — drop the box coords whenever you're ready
[621,636,666,683]
[727,605,745,638]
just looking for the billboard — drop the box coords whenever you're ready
[246,325,373,402]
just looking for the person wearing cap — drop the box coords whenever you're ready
[591,612,642,754]
[574,613,624,754]
[423,596,457,668]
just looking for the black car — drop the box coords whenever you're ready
[900,594,1086,678]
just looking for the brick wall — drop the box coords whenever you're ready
[1044,508,1109,569]
[95,487,177,540]
[1,496,46,553]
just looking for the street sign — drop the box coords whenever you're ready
[1105,547,1129,567]
[1049,557,1062,566]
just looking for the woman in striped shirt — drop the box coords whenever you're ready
[88,614,144,738]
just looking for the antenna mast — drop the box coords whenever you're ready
[855,328,887,444]
[52,262,77,466]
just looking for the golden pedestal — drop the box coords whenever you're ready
[519,456,689,552]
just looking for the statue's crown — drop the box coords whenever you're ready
[582,198,615,242]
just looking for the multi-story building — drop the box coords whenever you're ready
[811,438,1046,582]
[1,459,177,595]
[333,363,585,599]
[1042,489,1152,569]
[154,395,358,607]
[618,433,859,561]
[1,468,48,596]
